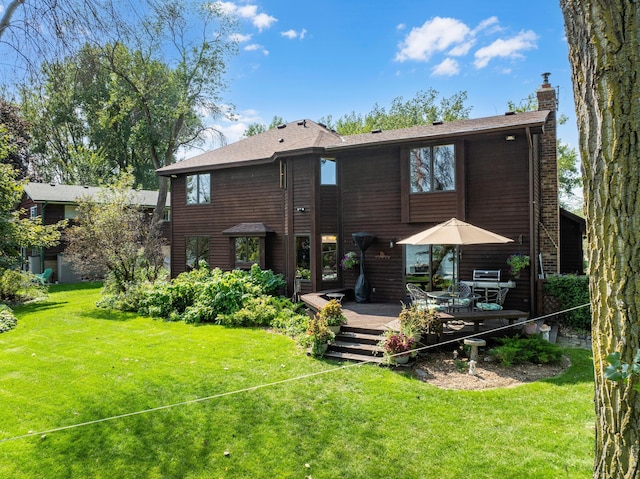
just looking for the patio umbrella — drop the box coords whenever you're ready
[397,218,513,288]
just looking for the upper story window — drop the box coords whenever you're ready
[320,158,336,185]
[186,173,211,204]
[409,144,455,193]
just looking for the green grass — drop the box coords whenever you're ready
[1,283,594,478]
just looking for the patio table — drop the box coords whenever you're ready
[426,291,480,313]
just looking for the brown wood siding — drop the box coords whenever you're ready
[170,163,285,277]
[463,134,532,312]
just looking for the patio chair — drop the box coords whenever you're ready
[476,287,509,311]
[406,283,446,312]
[34,268,53,285]
[446,282,474,311]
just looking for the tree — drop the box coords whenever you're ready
[243,116,285,138]
[0,98,31,179]
[64,172,165,292]
[0,160,64,270]
[320,89,471,135]
[17,1,238,226]
[559,2,640,477]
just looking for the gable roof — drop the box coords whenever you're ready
[157,119,341,175]
[23,183,170,208]
[157,110,550,176]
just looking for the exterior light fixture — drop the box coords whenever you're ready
[505,135,516,141]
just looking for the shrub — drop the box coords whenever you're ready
[0,269,46,304]
[316,299,347,326]
[0,304,18,333]
[140,266,284,324]
[543,274,591,330]
[490,335,563,367]
[97,280,156,312]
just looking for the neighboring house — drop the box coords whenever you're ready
[19,183,171,283]
[559,208,586,275]
[157,77,570,316]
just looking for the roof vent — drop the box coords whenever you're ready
[297,120,307,127]
[49,182,56,186]
[276,124,286,129]
[317,122,327,129]
[278,138,284,143]
[505,111,516,116]
[432,121,443,125]
[371,129,382,134]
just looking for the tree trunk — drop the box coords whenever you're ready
[560,2,640,477]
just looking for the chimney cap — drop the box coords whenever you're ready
[541,72,551,86]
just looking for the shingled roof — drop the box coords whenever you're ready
[157,119,341,175]
[157,110,550,176]
[23,183,170,207]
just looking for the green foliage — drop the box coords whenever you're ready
[320,89,470,135]
[316,299,347,326]
[604,350,640,382]
[141,266,286,324]
[65,172,166,292]
[96,280,158,312]
[397,303,442,336]
[0,269,47,304]
[299,316,334,356]
[543,274,591,329]
[506,253,530,278]
[269,304,310,338]
[0,304,18,333]
[242,116,286,138]
[218,295,304,328]
[490,335,563,367]
[0,163,65,269]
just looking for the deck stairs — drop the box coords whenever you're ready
[324,325,388,363]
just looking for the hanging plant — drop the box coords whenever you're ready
[507,254,530,279]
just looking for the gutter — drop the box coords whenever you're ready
[526,127,536,315]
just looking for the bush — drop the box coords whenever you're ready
[543,274,591,330]
[0,269,46,304]
[97,280,156,312]
[0,304,18,333]
[490,335,563,367]
[140,266,286,324]
[218,295,307,329]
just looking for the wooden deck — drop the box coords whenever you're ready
[300,292,530,339]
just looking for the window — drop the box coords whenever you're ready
[295,236,311,279]
[320,158,336,185]
[235,237,260,264]
[186,173,211,204]
[29,206,38,218]
[321,235,337,281]
[410,144,455,193]
[186,236,209,270]
[64,205,77,219]
[405,244,454,290]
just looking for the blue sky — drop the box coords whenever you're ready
[203,0,577,154]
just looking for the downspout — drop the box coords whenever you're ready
[526,127,536,316]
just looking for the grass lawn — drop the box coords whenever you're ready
[1,283,594,478]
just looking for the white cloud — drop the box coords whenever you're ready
[213,2,277,31]
[244,44,269,55]
[474,30,538,68]
[432,58,460,77]
[448,41,474,56]
[230,33,252,43]
[473,16,500,34]
[281,28,307,40]
[396,23,406,31]
[395,17,470,62]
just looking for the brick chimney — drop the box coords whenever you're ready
[536,72,559,276]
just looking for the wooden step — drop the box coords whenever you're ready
[324,350,387,364]
[329,340,382,356]
[340,325,390,336]
[335,330,384,345]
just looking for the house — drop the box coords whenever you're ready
[19,183,171,283]
[157,77,567,316]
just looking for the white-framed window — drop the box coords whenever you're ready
[320,158,336,185]
[64,205,77,219]
[186,173,211,204]
[409,144,455,193]
[29,206,38,218]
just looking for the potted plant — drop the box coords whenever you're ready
[398,303,442,344]
[378,331,415,365]
[317,299,347,334]
[301,317,335,357]
[340,251,359,271]
[507,254,530,279]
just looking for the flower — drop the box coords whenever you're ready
[340,251,359,270]
[507,254,530,279]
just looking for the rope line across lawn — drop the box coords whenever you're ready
[0,303,590,444]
